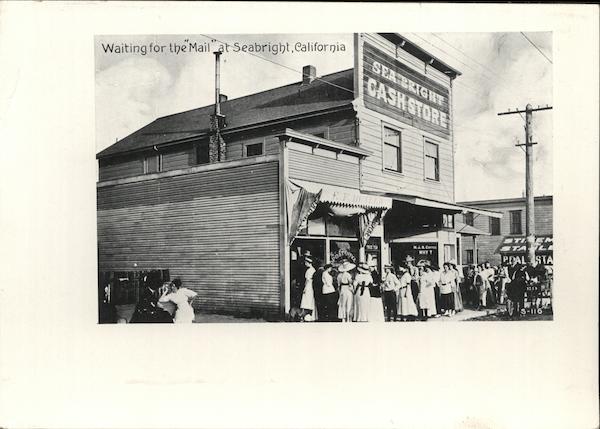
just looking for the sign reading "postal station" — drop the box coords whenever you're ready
[362,43,451,138]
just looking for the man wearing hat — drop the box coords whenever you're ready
[382,264,400,321]
[404,255,420,310]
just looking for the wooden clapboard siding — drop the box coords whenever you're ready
[98,112,356,182]
[288,149,360,189]
[161,143,195,171]
[99,155,144,181]
[97,160,282,317]
[357,33,455,203]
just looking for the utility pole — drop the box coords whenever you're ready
[498,104,552,265]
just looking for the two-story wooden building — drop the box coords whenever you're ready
[97,33,499,320]
[457,195,553,267]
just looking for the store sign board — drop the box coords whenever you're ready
[497,235,553,266]
[362,42,451,138]
[495,235,553,254]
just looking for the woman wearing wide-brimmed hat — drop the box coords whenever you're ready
[336,260,356,322]
[352,263,373,322]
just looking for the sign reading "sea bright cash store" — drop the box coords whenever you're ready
[362,42,451,138]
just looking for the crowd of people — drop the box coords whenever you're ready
[100,272,198,323]
[294,251,552,322]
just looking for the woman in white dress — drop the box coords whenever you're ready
[353,263,373,322]
[397,267,418,321]
[336,260,355,322]
[300,256,316,321]
[159,278,197,323]
[418,266,437,321]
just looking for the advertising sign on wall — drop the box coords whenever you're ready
[496,235,553,265]
[362,42,451,138]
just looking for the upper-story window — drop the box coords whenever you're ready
[464,212,474,226]
[489,217,501,235]
[383,126,401,173]
[196,141,210,165]
[442,213,454,229]
[424,141,439,181]
[510,210,522,235]
[144,154,161,174]
[245,142,264,157]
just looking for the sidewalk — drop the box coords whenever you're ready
[428,307,501,322]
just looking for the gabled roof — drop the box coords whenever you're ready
[97,69,355,159]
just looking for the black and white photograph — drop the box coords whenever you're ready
[1,3,598,429]
[96,32,554,324]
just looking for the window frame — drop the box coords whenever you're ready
[424,140,440,181]
[382,124,402,174]
[510,210,523,235]
[442,213,454,229]
[489,217,501,236]
[196,140,210,165]
[464,212,474,226]
[465,249,474,265]
[143,153,161,174]
[245,141,264,158]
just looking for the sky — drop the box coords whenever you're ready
[95,32,553,202]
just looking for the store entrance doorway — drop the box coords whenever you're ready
[289,238,325,309]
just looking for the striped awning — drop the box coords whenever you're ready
[289,179,392,210]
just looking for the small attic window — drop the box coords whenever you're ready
[245,142,264,157]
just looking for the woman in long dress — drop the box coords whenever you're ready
[418,266,437,320]
[158,278,197,323]
[300,256,317,321]
[353,263,372,322]
[397,267,418,321]
[450,263,464,312]
[336,260,355,322]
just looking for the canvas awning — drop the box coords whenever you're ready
[289,179,392,210]
[455,221,490,236]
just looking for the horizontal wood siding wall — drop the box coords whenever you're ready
[98,112,356,181]
[288,149,360,189]
[358,33,455,203]
[162,143,195,171]
[99,156,144,181]
[97,160,281,317]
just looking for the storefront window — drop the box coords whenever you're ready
[326,215,356,237]
[329,240,359,265]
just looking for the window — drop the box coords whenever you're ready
[383,126,401,172]
[424,141,439,181]
[510,210,522,235]
[465,249,474,265]
[490,217,501,235]
[444,244,456,263]
[245,142,263,157]
[144,154,161,174]
[442,213,454,229]
[196,141,210,165]
[464,212,474,226]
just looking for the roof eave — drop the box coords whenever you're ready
[378,33,462,79]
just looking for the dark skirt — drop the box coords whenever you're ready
[440,292,455,312]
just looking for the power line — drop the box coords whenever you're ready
[520,32,553,64]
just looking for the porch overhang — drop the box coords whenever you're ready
[362,190,503,218]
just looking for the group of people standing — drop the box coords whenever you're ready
[296,253,465,322]
[127,273,198,323]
